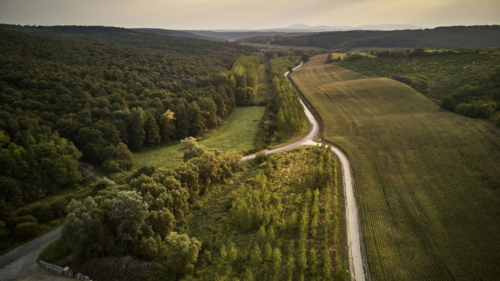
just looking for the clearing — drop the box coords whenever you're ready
[105,106,266,182]
[291,54,500,281]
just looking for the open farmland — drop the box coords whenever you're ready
[291,54,500,280]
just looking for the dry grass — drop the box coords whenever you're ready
[291,54,500,281]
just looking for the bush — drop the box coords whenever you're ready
[254,152,268,165]
[127,166,156,183]
[37,238,68,264]
[103,159,122,173]
[51,199,69,218]
[32,205,55,223]
[14,221,41,240]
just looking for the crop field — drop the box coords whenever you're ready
[336,51,500,99]
[240,41,327,51]
[105,107,265,182]
[291,54,500,280]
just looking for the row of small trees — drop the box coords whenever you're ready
[208,147,348,281]
[270,58,308,136]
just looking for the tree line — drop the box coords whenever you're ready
[254,56,307,149]
[271,25,500,51]
[442,66,500,126]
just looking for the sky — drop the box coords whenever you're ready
[0,0,499,30]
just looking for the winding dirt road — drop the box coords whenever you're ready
[245,61,368,280]
[0,60,368,281]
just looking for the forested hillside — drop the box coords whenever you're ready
[131,28,222,41]
[0,25,256,69]
[272,25,500,51]
[0,29,261,252]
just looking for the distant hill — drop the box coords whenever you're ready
[271,25,500,50]
[130,28,223,41]
[0,24,256,68]
[186,30,288,42]
[278,23,422,31]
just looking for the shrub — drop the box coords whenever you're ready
[254,152,268,165]
[14,221,41,240]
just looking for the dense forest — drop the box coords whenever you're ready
[0,25,256,68]
[0,28,260,251]
[271,25,500,51]
[332,48,500,127]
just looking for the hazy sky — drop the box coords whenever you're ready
[1,0,499,30]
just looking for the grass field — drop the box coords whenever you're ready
[291,54,500,280]
[240,41,327,52]
[104,107,265,182]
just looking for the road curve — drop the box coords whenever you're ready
[0,228,62,279]
[1,61,367,281]
[242,63,320,161]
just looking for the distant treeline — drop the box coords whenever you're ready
[0,24,256,69]
[272,25,500,51]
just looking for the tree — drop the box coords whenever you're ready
[187,102,203,137]
[309,248,317,275]
[148,208,175,239]
[322,248,332,280]
[264,243,272,261]
[301,54,310,63]
[108,191,149,246]
[257,226,267,245]
[228,241,238,261]
[250,245,262,268]
[135,234,167,261]
[180,137,205,162]
[272,248,282,272]
[0,176,23,207]
[287,254,295,281]
[129,107,146,150]
[144,110,161,146]
[165,232,201,274]
[267,225,275,243]
[298,251,307,273]
[114,142,134,171]
[62,197,109,263]
[159,110,176,144]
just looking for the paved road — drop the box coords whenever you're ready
[0,228,63,280]
[0,60,367,281]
